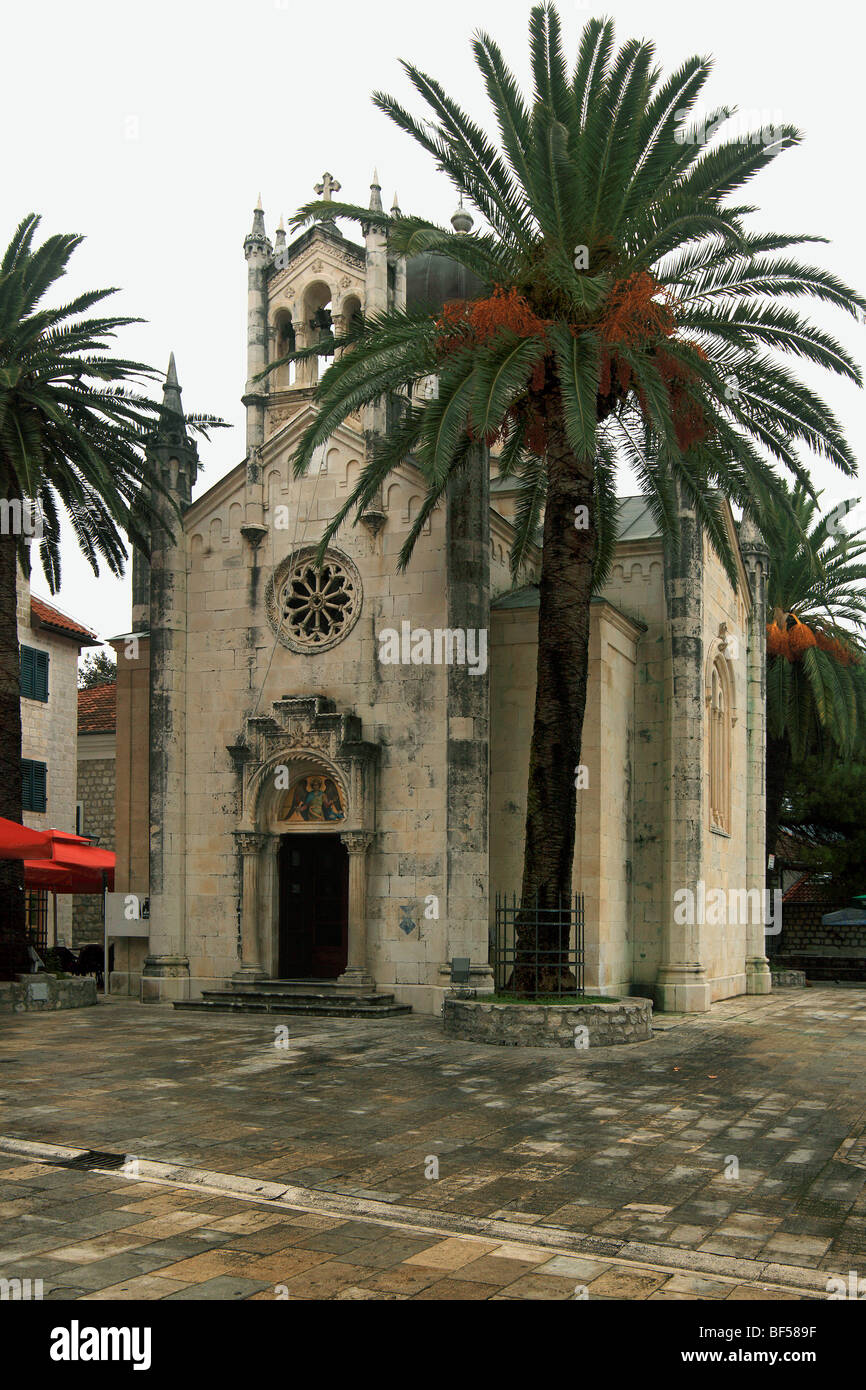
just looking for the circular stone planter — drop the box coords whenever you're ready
[443,996,653,1048]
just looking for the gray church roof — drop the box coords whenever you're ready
[616,495,662,542]
[492,586,646,630]
[490,487,660,541]
[490,491,662,549]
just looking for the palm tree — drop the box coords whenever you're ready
[266,6,864,986]
[761,483,866,863]
[0,213,221,976]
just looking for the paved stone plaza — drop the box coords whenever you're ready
[2,988,865,1299]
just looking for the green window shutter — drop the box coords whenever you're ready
[36,650,49,701]
[20,647,49,702]
[22,760,47,813]
[21,646,34,699]
[34,761,47,811]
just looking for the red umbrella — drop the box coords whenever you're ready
[23,829,115,894]
[22,831,117,989]
[47,842,115,875]
[0,817,53,860]
[24,861,113,893]
[23,861,70,889]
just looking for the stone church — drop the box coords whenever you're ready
[110,175,772,1016]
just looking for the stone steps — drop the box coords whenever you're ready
[173,984,412,1019]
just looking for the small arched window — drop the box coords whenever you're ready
[708,657,731,833]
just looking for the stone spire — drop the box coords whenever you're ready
[273,216,286,258]
[738,509,769,559]
[244,195,270,258]
[151,354,197,500]
[161,352,184,425]
[391,192,401,217]
[242,195,270,466]
[369,169,383,214]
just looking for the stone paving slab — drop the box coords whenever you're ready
[1,988,866,1290]
[0,1159,811,1300]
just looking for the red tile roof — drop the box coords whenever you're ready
[78,682,117,734]
[31,596,99,645]
[783,873,838,904]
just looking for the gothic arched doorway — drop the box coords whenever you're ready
[278,834,349,978]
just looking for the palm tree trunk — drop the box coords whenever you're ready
[0,533,27,978]
[515,403,594,991]
[765,729,791,885]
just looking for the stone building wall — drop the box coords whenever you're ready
[72,739,115,947]
[16,572,87,945]
[600,544,667,995]
[489,595,642,998]
[178,434,474,1008]
[770,894,856,954]
[701,539,753,999]
[110,639,150,994]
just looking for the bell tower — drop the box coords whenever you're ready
[140,355,198,1003]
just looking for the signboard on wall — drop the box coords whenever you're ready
[105,892,149,938]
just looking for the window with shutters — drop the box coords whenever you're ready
[20,646,49,702]
[22,759,47,813]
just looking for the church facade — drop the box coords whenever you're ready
[111,176,772,1015]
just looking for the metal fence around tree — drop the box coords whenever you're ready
[491,892,585,998]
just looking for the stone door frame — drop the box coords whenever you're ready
[228,696,379,987]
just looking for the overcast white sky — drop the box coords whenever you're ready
[4,0,865,656]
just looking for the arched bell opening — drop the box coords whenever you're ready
[303,280,334,386]
[272,309,296,389]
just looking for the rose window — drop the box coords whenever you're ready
[266,549,362,653]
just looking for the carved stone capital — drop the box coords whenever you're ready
[234,831,269,857]
[340,830,373,856]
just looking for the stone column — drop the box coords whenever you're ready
[232,832,269,982]
[141,359,197,1005]
[337,831,374,988]
[364,176,389,439]
[242,202,269,457]
[442,442,494,992]
[657,481,710,1013]
[292,318,310,387]
[740,515,772,994]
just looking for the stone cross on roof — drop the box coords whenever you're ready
[315,172,341,201]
